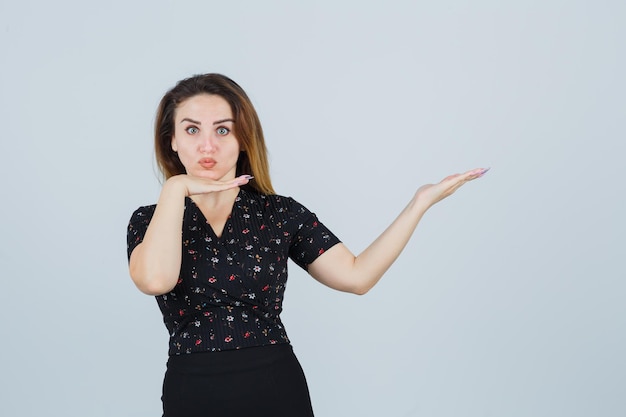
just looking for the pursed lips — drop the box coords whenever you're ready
[199,158,216,168]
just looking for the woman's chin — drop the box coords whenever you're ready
[191,171,234,182]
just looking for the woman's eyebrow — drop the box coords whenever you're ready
[213,118,235,125]
[179,118,234,125]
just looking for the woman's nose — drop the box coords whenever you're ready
[199,133,216,152]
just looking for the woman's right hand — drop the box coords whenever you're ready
[166,174,254,197]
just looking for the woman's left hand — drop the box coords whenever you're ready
[414,167,489,209]
[308,166,490,295]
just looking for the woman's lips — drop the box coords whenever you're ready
[199,158,216,168]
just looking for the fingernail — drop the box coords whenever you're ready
[244,175,254,180]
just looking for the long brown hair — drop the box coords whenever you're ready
[154,73,274,194]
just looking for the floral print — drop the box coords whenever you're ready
[127,189,340,355]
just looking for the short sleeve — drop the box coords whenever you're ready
[287,199,341,270]
[126,205,156,261]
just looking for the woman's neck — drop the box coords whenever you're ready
[191,186,240,209]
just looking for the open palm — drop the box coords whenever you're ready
[416,167,489,208]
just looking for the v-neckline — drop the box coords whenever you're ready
[187,189,242,241]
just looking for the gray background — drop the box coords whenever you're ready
[1,1,624,416]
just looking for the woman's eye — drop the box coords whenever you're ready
[186,126,199,134]
[216,127,230,135]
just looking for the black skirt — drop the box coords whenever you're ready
[162,344,315,417]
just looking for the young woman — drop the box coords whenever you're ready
[127,73,488,416]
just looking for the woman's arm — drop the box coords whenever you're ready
[129,175,251,295]
[306,168,489,295]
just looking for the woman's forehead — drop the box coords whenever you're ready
[175,94,233,122]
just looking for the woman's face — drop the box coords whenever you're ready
[171,94,240,181]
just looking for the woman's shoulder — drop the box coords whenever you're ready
[128,203,157,225]
[132,203,157,214]
[240,189,313,218]
[241,189,301,208]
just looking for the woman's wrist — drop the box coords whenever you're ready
[408,192,433,215]
[162,175,190,199]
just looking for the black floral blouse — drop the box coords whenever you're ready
[127,189,341,355]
